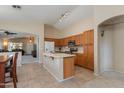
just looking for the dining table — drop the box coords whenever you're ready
[0,54,12,88]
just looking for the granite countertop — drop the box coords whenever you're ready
[43,53,75,58]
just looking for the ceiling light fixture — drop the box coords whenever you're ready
[59,11,71,22]
[29,36,32,43]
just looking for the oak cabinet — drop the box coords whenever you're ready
[75,46,94,71]
[82,31,88,45]
[66,34,83,46]
[88,30,94,44]
[63,38,68,46]
[74,30,94,71]
[74,55,77,65]
[75,35,79,45]
[75,34,83,46]
[87,45,94,70]
[75,53,86,67]
[83,30,94,70]
[45,33,84,47]
[54,39,59,46]
[82,30,94,45]
[64,57,75,79]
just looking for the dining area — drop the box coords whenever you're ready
[0,53,18,88]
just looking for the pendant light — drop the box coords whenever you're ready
[29,36,32,43]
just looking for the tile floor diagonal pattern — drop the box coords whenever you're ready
[6,63,124,88]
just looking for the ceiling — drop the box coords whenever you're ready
[54,6,94,29]
[0,5,94,30]
[0,31,34,39]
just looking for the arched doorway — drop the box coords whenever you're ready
[98,15,124,77]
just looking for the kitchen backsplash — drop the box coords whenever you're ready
[55,46,84,53]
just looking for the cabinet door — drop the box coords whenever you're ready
[59,39,64,46]
[69,36,74,41]
[79,34,83,45]
[75,53,86,67]
[82,31,88,45]
[82,45,89,68]
[75,35,80,45]
[87,45,94,70]
[74,54,78,65]
[63,38,68,46]
[83,45,88,57]
[54,39,59,46]
[88,30,94,44]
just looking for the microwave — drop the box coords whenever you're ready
[68,40,76,47]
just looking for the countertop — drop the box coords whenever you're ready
[43,53,75,58]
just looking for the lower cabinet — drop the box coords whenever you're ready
[74,50,94,71]
[75,53,86,67]
[87,45,94,70]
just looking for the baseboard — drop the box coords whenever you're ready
[114,70,124,74]
[94,72,100,76]
[94,68,115,76]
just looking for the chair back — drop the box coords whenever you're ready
[12,53,18,72]
[5,55,13,67]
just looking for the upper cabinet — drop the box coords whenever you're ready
[82,29,94,45]
[88,30,94,44]
[65,34,83,46]
[75,34,83,46]
[45,29,94,47]
[82,31,88,45]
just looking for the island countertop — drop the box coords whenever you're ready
[43,53,75,58]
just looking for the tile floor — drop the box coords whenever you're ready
[21,55,39,64]
[6,63,124,88]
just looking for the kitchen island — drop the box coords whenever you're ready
[43,53,75,82]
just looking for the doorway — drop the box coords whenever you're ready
[0,31,40,64]
[98,15,124,77]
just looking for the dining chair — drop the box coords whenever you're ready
[5,53,18,88]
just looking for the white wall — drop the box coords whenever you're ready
[94,6,124,75]
[45,17,94,39]
[113,23,124,73]
[0,21,44,62]
[44,24,63,39]
[98,26,114,73]
[61,17,94,38]
[99,23,124,73]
